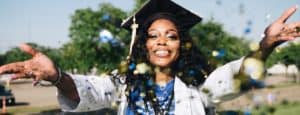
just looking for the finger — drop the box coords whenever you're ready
[19,43,41,56]
[32,72,42,86]
[11,73,26,80]
[278,35,295,41]
[0,62,25,74]
[277,5,298,23]
[33,79,41,86]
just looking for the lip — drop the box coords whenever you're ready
[153,49,171,57]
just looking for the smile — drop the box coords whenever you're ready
[154,50,170,57]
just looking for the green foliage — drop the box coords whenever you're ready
[266,43,300,68]
[190,21,249,67]
[132,0,148,12]
[252,101,300,115]
[65,3,129,73]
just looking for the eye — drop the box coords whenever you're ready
[147,33,158,39]
[166,33,179,40]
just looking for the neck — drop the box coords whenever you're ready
[155,67,173,86]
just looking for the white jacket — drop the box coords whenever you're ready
[57,58,244,114]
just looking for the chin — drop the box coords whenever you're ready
[151,61,172,68]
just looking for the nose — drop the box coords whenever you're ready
[156,37,167,46]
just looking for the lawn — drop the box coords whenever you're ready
[252,101,300,115]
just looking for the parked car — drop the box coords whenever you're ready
[0,84,15,105]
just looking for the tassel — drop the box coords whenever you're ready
[127,16,139,60]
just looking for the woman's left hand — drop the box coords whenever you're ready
[261,5,300,50]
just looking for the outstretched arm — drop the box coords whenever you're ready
[239,6,300,80]
[0,44,80,103]
[250,5,299,61]
[201,6,300,105]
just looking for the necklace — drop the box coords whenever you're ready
[155,90,174,115]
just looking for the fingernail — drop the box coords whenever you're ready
[33,80,39,86]
[10,74,18,80]
[296,4,299,9]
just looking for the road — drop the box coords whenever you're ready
[3,79,60,114]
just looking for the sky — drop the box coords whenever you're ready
[0,0,299,53]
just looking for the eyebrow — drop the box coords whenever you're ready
[148,28,178,33]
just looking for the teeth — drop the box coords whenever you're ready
[155,50,169,56]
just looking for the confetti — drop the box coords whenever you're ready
[260,33,266,38]
[244,27,251,34]
[243,58,265,80]
[185,42,192,50]
[119,61,128,73]
[249,42,260,51]
[129,63,136,70]
[99,29,113,43]
[275,47,281,53]
[212,50,219,57]
[101,13,110,21]
[135,63,152,74]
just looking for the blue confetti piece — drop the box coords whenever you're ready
[129,63,136,70]
[216,49,225,58]
[102,14,110,21]
[244,27,251,34]
[188,70,195,76]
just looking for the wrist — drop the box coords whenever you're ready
[51,67,63,85]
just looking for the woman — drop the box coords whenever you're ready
[0,0,299,114]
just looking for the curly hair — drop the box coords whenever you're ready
[122,12,213,113]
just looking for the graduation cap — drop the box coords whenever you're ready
[121,0,202,60]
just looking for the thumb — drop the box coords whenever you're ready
[19,43,41,57]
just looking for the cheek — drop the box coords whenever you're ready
[171,41,180,53]
[146,40,155,52]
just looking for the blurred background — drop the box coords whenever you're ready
[0,0,299,114]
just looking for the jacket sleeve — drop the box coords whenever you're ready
[200,58,245,105]
[57,74,117,112]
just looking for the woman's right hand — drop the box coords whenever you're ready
[0,43,58,85]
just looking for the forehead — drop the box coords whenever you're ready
[148,19,178,30]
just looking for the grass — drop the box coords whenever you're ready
[252,101,300,115]
[5,105,60,115]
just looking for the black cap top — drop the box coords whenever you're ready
[121,0,202,31]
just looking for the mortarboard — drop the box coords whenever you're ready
[121,0,202,60]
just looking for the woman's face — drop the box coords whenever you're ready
[146,19,180,68]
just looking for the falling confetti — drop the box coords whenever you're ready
[243,58,264,80]
[265,13,271,22]
[212,49,225,58]
[119,61,128,73]
[217,49,225,58]
[101,13,110,21]
[275,47,281,53]
[135,63,151,74]
[249,42,260,51]
[212,50,219,57]
[99,29,113,43]
[243,27,251,34]
[184,42,192,50]
[260,33,266,38]
[129,63,136,70]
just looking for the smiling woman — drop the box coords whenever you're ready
[146,19,180,68]
[0,0,300,114]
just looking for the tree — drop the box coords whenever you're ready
[266,43,300,68]
[66,3,129,74]
[190,21,249,67]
